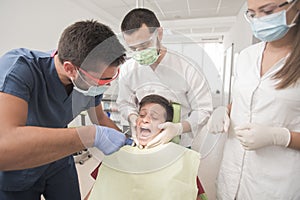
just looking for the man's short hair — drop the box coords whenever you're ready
[58,20,125,70]
[121,8,160,34]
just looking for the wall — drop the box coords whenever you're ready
[164,42,223,107]
[0,0,119,56]
[223,2,253,54]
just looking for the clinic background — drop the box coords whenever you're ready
[0,0,254,105]
[0,0,256,199]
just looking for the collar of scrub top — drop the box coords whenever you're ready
[78,67,120,86]
[51,49,57,57]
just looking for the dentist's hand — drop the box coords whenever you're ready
[77,125,126,155]
[235,123,291,150]
[146,122,183,148]
[128,114,139,146]
[207,106,230,134]
[94,125,126,155]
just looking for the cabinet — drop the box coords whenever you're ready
[101,94,121,127]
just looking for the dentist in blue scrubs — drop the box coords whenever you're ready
[0,20,127,200]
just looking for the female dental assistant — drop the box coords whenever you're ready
[208,0,300,199]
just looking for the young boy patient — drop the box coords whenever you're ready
[86,94,207,200]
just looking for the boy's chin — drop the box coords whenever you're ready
[137,140,149,147]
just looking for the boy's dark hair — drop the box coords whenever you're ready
[139,94,173,122]
[121,8,160,34]
[58,20,125,70]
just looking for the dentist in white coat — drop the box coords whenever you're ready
[117,8,213,148]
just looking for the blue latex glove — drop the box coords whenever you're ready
[94,125,126,155]
[125,138,134,146]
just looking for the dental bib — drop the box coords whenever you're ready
[89,143,200,200]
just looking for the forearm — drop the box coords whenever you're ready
[88,106,121,131]
[0,126,86,171]
[98,115,121,131]
[181,121,192,133]
[288,131,300,150]
[119,104,138,123]
[185,110,211,136]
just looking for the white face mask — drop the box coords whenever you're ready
[71,71,109,97]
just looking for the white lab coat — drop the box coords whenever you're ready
[217,42,300,200]
[117,50,213,147]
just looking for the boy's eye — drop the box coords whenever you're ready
[150,114,158,120]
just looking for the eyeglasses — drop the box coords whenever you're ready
[125,30,159,59]
[244,0,294,21]
[78,67,119,85]
[127,29,158,52]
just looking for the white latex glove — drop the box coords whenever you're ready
[207,106,230,134]
[128,114,139,146]
[146,122,183,148]
[235,123,291,150]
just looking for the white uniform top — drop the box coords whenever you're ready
[217,42,300,200]
[117,50,213,147]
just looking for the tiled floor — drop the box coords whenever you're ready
[73,147,104,199]
[76,156,101,199]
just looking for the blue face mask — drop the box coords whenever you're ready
[250,9,299,42]
[71,71,109,97]
[73,83,109,96]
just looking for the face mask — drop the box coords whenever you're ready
[73,83,109,96]
[71,75,109,97]
[133,47,159,66]
[250,8,299,42]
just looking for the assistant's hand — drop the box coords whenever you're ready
[207,106,230,134]
[235,123,291,150]
[146,122,183,148]
[128,114,139,146]
[94,125,126,155]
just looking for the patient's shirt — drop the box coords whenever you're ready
[89,143,200,200]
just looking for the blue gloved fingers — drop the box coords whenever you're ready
[125,138,134,146]
[94,125,126,155]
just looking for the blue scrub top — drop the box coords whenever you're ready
[0,48,102,191]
